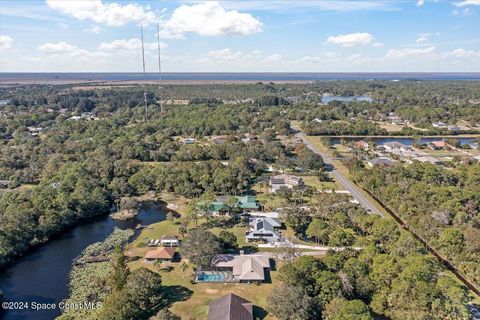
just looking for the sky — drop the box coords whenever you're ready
[0,0,479,72]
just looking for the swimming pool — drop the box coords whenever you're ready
[195,271,229,282]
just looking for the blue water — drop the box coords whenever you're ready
[1,72,480,82]
[0,206,166,320]
[321,95,373,104]
[196,271,228,282]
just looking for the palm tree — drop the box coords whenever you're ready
[179,262,189,278]
[153,259,162,271]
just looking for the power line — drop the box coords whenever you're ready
[141,22,147,122]
[157,22,164,117]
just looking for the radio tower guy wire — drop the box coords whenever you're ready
[141,22,148,122]
[157,22,165,117]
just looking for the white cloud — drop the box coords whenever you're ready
[417,0,425,6]
[45,0,157,26]
[385,46,436,59]
[160,1,262,37]
[454,0,480,6]
[416,36,428,43]
[84,26,101,34]
[0,35,13,50]
[264,54,283,63]
[327,32,375,47]
[38,41,78,54]
[452,7,472,15]
[373,42,384,47]
[450,48,480,58]
[99,38,167,51]
[207,48,244,61]
[37,38,167,62]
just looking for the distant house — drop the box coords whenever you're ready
[430,141,447,150]
[241,133,257,144]
[387,115,404,125]
[414,156,441,165]
[211,253,272,283]
[383,142,412,154]
[236,196,259,211]
[206,201,229,215]
[447,125,461,132]
[164,99,189,105]
[213,135,229,145]
[27,126,43,136]
[269,174,304,193]
[246,217,281,243]
[183,137,195,144]
[354,140,369,150]
[160,235,179,247]
[432,122,447,129]
[144,247,176,262]
[199,196,259,215]
[208,293,253,320]
[366,157,394,167]
[67,112,98,121]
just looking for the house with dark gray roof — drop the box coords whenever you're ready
[269,174,304,193]
[208,293,253,320]
[366,157,394,167]
[246,217,281,243]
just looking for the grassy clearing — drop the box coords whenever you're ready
[301,175,340,190]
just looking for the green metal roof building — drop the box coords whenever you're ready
[236,196,259,210]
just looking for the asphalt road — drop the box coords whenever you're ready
[297,132,383,216]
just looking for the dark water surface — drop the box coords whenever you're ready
[1,72,480,82]
[0,206,166,320]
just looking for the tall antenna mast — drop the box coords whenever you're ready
[157,22,165,117]
[141,22,148,122]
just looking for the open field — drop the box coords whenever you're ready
[377,121,429,132]
[300,175,341,190]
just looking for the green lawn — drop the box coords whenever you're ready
[301,175,340,190]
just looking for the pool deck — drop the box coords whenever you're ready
[194,270,233,283]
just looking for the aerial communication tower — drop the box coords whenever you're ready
[157,22,165,117]
[141,22,148,122]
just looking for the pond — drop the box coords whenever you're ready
[0,205,166,320]
[321,95,373,104]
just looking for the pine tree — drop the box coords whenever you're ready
[110,245,130,291]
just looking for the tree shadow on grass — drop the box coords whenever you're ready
[162,285,193,308]
[253,305,268,320]
[238,245,258,254]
